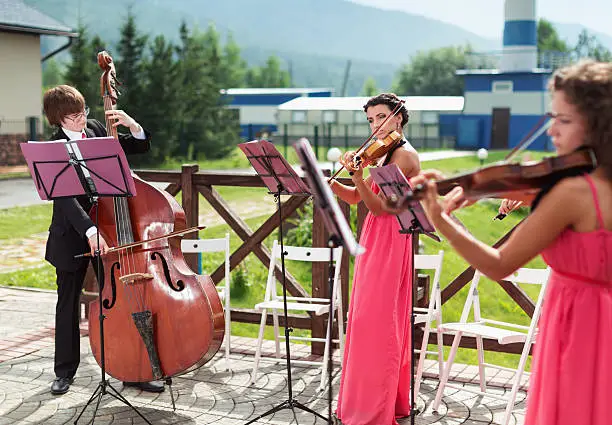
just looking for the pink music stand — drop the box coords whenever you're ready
[370,163,440,424]
[238,139,310,196]
[370,164,439,241]
[20,136,152,424]
[20,137,136,200]
[239,139,324,425]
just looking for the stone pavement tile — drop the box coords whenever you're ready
[0,286,528,424]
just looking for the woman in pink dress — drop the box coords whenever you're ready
[410,59,612,425]
[329,93,421,425]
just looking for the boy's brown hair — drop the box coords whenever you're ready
[43,85,86,126]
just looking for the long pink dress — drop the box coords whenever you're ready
[525,174,612,425]
[336,182,413,425]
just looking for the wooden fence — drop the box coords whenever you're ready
[83,165,532,356]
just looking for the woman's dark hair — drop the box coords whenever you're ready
[548,59,612,178]
[532,60,612,211]
[363,93,409,127]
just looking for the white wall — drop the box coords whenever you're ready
[0,31,42,134]
[463,91,551,115]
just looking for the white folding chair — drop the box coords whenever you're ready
[181,233,232,370]
[413,250,445,399]
[249,239,344,391]
[432,267,551,425]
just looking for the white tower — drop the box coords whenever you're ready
[500,0,537,72]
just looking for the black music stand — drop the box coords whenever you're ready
[293,138,364,424]
[20,137,151,425]
[370,164,440,425]
[238,139,325,424]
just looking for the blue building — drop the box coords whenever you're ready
[444,0,553,151]
[222,88,333,140]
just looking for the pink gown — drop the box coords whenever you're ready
[336,182,413,425]
[525,175,612,425]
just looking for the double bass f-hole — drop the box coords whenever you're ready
[151,251,185,292]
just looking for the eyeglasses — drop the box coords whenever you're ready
[65,106,90,122]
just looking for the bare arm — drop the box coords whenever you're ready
[330,179,361,204]
[419,176,585,280]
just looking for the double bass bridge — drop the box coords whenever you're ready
[119,272,154,285]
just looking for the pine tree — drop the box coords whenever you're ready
[63,24,101,111]
[222,33,247,88]
[139,35,181,162]
[115,9,148,118]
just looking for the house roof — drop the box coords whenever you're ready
[278,96,465,112]
[223,88,334,96]
[0,0,76,37]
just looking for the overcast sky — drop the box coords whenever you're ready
[349,0,611,39]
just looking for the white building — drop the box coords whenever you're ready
[277,96,464,148]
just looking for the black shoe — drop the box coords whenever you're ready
[51,377,74,395]
[123,381,165,393]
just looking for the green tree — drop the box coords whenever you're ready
[221,33,247,88]
[360,77,378,96]
[138,34,180,163]
[115,9,148,117]
[538,18,570,52]
[393,45,489,96]
[42,58,64,90]
[245,56,291,88]
[63,24,103,111]
[175,22,239,160]
[574,29,612,62]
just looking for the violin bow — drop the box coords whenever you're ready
[492,113,552,220]
[504,114,552,162]
[74,225,206,258]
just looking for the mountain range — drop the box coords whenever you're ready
[25,0,612,95]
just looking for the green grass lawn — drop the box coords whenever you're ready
[0,149,552,367]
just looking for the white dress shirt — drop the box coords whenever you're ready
[62,125,146,239]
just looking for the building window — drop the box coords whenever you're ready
[421,111,438,125]
[353,110,365,123]
[292,110,307,123]
[492,81,513,93]
[323,110,337,124]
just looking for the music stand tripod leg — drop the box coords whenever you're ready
[244,185,328,424]
[73,183,152,425]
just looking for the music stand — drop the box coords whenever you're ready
[293,138,364,424]
[370,164,440,425]
[20,137,152,425]
[238,139,324,424]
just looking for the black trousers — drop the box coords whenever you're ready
[54,261,91,379]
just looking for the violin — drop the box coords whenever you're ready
[353,130,403,168]
[386,147,597,211]
[328,100,405,181]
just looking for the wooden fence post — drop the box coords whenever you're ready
[181,164,199,273]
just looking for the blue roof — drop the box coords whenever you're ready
[0,0,76,36]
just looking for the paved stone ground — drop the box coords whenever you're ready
[0,286,528,425]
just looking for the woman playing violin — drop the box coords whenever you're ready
[412,60,612,425]
[330,93,420,425]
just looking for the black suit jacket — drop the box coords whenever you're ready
[45,119,151,271]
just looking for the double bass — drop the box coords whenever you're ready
[88,51,224,382]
